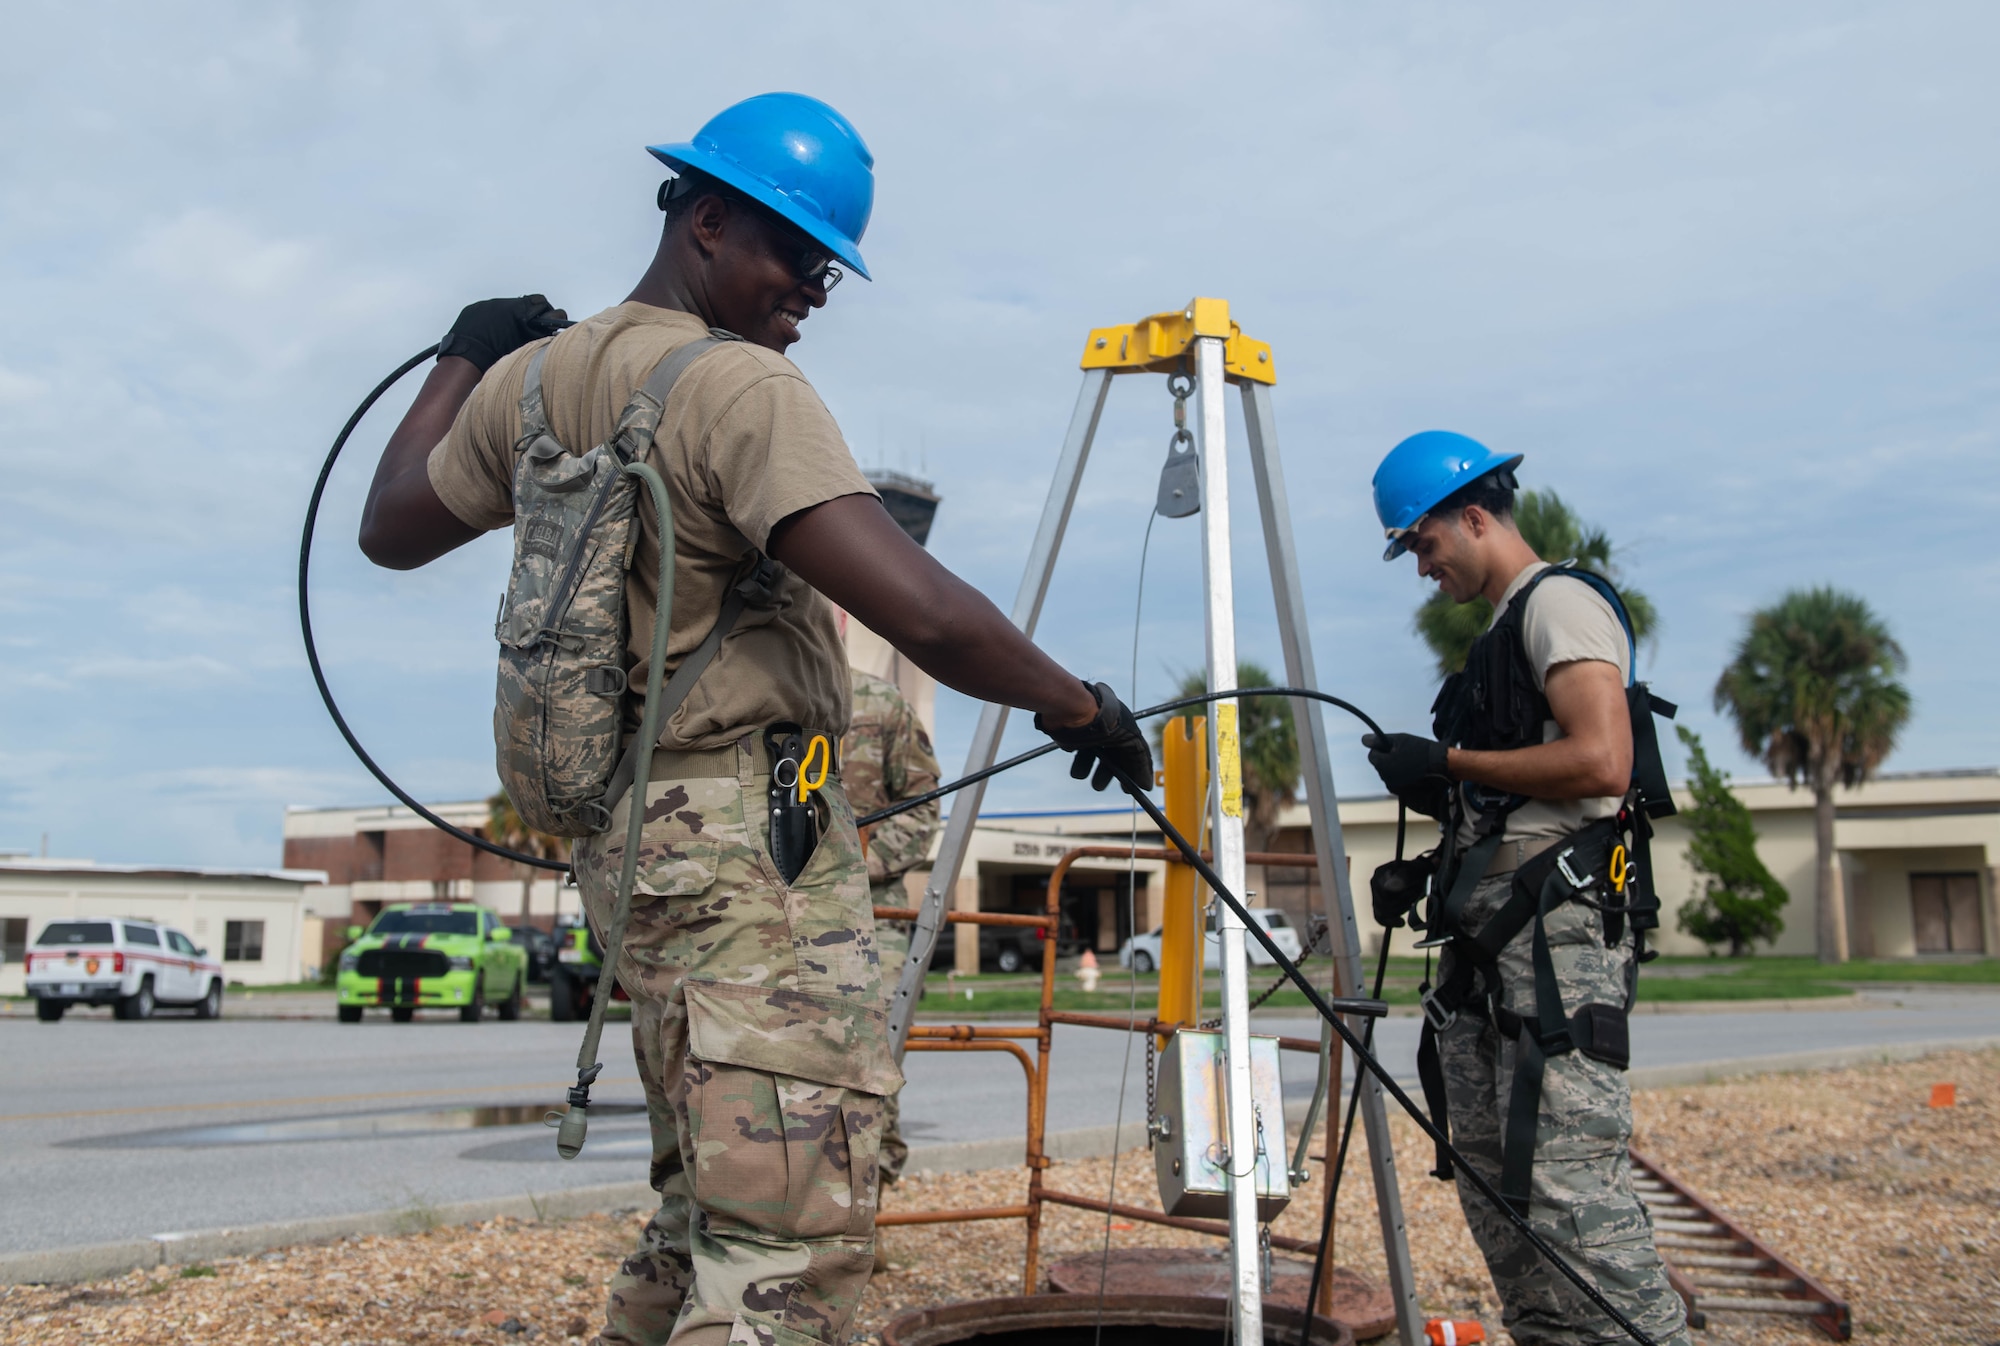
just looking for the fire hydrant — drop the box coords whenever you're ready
[1076,948,1100,993]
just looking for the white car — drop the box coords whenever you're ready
[24,918,224,1021]
[1119,907,1304,974]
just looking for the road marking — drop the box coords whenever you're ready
[0,1078,645,1125]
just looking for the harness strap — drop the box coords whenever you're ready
[601,554,782,818]
[520,345,552,440]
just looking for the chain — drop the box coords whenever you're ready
[1144,1027,1157,1149]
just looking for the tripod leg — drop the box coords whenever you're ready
[1193,336,1263,1346]
[886,369,1114,1057]
[1242,379,1424,1346]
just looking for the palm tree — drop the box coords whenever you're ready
[1713,588,1911,964]
[1162,662,1302,919]
[487,790,569,927]
[1414,488,1658,676]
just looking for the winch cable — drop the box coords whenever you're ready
[1107,765,1656,1346]
[299,341,569,872]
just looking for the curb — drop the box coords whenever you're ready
[7,1034,1996,1286]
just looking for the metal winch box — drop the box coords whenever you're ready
[1152,1029,1291,1221]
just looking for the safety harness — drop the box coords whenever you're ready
[1411,564,1678,1213]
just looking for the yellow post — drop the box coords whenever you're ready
[1157,716,1210,1040]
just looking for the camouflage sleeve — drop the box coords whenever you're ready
[865,697,942,885]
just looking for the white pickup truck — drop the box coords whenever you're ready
[1118,907,1306,974]
[24,918,224,1021]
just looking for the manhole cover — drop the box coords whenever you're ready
[1046,1249,1394,1340]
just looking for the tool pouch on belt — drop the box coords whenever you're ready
[493,334,740,837]
[765,723,819,886]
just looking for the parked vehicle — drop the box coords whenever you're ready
[24,919,224,1021]
[336,903,527,1023]
[549,918,638,1021]
[506,924,557,983]
[1118,908,1304,974]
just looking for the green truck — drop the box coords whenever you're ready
[336,903,528,1023]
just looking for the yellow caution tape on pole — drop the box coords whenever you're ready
[1216,703,1243,819]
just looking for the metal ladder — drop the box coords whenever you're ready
[1630,1148,1852,1340]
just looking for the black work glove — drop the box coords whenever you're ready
[1362,731,1453,820]
[1370,854,1435,929]
[1036,682,1155,795]
[438,294,569,373]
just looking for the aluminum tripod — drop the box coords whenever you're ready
[884,300,1425,1346]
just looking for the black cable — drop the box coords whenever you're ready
[1299,930,1393,1344]
[1113,770,1656,1346]
[857,686,1385,828]
[298,343,570,873]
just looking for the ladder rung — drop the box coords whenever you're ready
[1673,1253,1777,1271]
[1697,1296,1835,1316]
[1656,1235,1744,1251]
[1689,1272,1806,1293]
[1653,1217,1725,1234]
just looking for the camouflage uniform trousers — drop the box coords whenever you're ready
[868,898,910,1185]
[1437,871,1690,1346]
[573,741,902,1346]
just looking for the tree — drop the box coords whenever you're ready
[1712,588,1911,964]
[1414,488,1659,676]
[487,790,569,927]
[1672,726,1788,956]
[1161,661,1301,855]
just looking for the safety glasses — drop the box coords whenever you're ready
[1382,513,1428,560]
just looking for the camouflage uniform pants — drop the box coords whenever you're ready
[1437,872,1690,1346]
[574,742,901,1346]
[868,904,909,1185]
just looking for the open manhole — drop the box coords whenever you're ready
[65,1102,648,1149]
[883,1295,1353,1346]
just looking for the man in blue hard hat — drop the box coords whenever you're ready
[355,93,1153,1346]
[1362,432,1689,1346]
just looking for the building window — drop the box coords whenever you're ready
[1,918,25,964]
[224,920,266,962]
[1911,873,1985,954]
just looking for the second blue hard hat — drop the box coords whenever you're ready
[648,92,875,280]
[1372,431,1523,560]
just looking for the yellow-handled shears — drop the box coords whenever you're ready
[797,735,831,805]
[1609,843,1628,893]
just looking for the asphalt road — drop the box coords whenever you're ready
[2,988,1995,1255]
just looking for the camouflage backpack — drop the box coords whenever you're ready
[493,331,774,836]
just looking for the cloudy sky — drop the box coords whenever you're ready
[2,2,1995,867]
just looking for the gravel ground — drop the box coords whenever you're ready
[2,1049,1991,1345]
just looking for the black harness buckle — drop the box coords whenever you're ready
[1420,984,1458,1031]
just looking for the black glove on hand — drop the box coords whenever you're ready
[438,294,569,373]
[1035,682,1155,795]
[1370,854,1436,929]
[1362,731,1454,820]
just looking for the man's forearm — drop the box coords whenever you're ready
[357,356,483,568]
[1448,738,1629,801]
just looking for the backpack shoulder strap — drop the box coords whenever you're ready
[517,345,553,446]
[1534,563,1637,686]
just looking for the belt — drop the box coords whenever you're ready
[1480,835,1561,880]
[643,732,842,782]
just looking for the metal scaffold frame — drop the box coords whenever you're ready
[883,300,1425,1345]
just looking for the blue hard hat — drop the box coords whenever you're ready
[648,93,875,280]
[1371,431,1523,560]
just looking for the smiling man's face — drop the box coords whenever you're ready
[1407,511,1485,604]
[700,199,830,353]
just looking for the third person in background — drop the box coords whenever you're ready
[840,664,942,1197]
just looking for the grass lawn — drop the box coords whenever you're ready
[917,953,1999,1016]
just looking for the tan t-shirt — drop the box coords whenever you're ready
[1456,561,1633,848]
[428,302,875,750]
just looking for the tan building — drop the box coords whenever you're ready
[1303,767,2000,960]
[0,859,324,994]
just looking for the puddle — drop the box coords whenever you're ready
[65,1101,648,1149]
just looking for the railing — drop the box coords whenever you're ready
[874,843,1344,1313]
